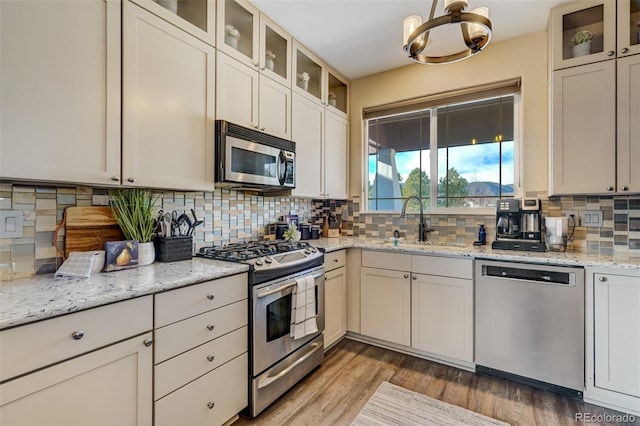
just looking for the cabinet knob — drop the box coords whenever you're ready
[598,276,607,282]
[254,125,259,130]
[207,402,215,410]
[127,177,135,183]
[621,47,629,54]
[253,62,259,68]
[206,294,215,301]
[206,324,215,331]
[412,275,417,280]
[110,175,120,182]
[403,274,409,278]
[607,50,615,56]
[333,258,339,263]
[260,67,266,71]
[143,338,153,347]
[622,186,629,191]
[71,330,85,340]
[207,355,215,362]
[260,127,266,131]
[607,186,614,191]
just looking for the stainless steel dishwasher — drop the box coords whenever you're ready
[475,260,585,398]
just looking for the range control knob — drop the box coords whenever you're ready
[264,256,272,264]
[255,258,264,266]
[310,247,317,253]
[304,248,311,254]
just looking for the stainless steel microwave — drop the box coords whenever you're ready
[215,120,295,191]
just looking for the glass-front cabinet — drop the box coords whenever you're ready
[550,0,639,71]
[260,14,292,87]
[293,41,324,103]
[619,0,640,57]
[130,0,215,45]
[327,68,348,118]
[216,0,259,67]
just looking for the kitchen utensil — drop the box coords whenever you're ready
[189,208,204,236]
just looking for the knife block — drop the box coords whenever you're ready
[322,221,340,238]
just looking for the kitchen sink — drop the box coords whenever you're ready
[375,239,469,248]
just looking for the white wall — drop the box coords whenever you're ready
[348,30,549,199]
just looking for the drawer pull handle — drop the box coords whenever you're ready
[206,294,215,301]
[71,331,84,340]
[143,339,153,347]
[206,324,215,331]
[334,258,339,262]
[403,274,409,278]
[412,275,417,280]
[207,402,215,410]
[207,355,215,362]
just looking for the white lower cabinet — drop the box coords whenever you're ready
[359,250,474,366]
[324,250,347,349]
[0,297,154,425]
[153,273,249,426]
[585,267,640,415]
[361,266,411,346]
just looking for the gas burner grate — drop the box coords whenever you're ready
[196,240,312,261]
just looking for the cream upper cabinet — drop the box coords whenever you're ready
[216,0,260,69]
[129,0,215,46]
[259,14,293,87]
[550,60,617,195]
[618,0,640,58]
[0,0,121,185]
[123,0,215,191]
[293,41,325,105]
[326,68,349,119]
[216,51,291,140]
[617,54,640,194]
[549,0,617,71]
[292,93,324,198]
[324,110,349,199]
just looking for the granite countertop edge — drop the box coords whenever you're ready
[2,237,638,330]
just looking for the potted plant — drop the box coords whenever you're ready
[265,50,276,71]
[328,91,337,107]
[297,72,310,91]
[225,25,240,50]
[282,223,300,241]
[571,29,593,58]
[109,188,158,266]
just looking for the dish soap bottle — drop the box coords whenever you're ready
[478,224,486,245]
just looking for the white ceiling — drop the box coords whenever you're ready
[250,0,570,80]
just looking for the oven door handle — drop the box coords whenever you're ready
[256,341,323,390]
[256,273,324,299]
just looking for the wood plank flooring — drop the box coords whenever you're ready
[234,338,639,426]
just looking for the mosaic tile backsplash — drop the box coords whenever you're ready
[1,182,638,280]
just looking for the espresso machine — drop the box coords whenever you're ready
[491,198,544,252]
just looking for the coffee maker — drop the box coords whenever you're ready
[492,198,544,252]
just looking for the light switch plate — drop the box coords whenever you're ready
[0,210,24,238]
[582,210,603,227]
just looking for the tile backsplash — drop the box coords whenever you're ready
[1,182,638,280]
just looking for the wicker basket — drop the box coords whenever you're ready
[154,236,192,262]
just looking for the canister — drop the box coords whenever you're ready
[275,223,288,240]
[311,225,320,239]
[299,224,311,240]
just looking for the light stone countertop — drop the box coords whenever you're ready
[0,258,248,330]
[312,237,640,270]
[2,237,638,330]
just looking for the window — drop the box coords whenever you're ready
[365,80,519,212]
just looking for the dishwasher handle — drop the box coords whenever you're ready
[483,265,576,286]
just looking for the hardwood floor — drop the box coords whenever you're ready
[234,338,638,426]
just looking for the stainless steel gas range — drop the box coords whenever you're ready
[196,240,325,417]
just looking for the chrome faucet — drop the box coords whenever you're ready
[400,196,432,242]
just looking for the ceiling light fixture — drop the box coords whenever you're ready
[403,0,492,64]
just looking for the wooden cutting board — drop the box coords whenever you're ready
[54,206,124,259]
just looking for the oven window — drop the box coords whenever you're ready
[231,147,277,178]
[266,293,292,342]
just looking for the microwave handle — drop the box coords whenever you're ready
[277,150,286,185]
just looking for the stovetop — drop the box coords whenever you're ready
[196,240,324,283]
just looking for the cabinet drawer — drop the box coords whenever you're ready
[362,250,411,271]
[411,255,473,279]
[155,353,248,426]
[155,273,248,328]
[154,300,248,363]
[324,250,346,271]
[0,296,152,382]
[155,326,248,400]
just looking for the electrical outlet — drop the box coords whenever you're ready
[582,210,603,227]
[0,210,23,238]
[561,210,579,225]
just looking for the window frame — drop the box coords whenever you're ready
[363,83,522,215]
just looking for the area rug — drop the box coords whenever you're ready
[351,381,509,426]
